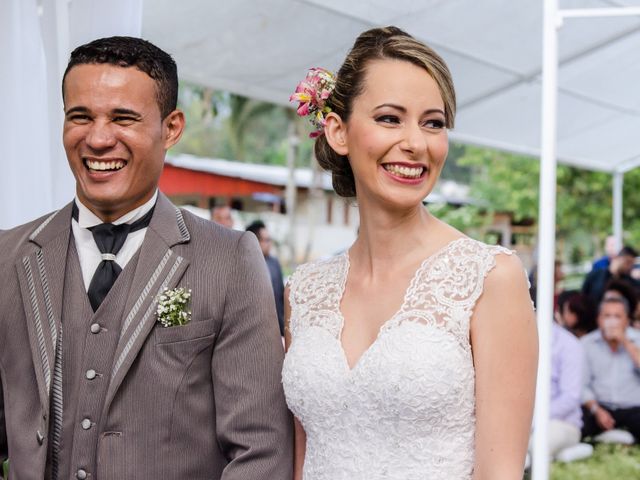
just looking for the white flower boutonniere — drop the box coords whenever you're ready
[156,287,192,327]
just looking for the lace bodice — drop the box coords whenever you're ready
[282,237,512,479]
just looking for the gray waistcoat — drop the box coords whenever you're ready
[49,239,140,479]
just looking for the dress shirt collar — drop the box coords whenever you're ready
[73,190,158,228]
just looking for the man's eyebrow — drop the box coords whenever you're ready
[112,108,142,118]
[65,106,89,116]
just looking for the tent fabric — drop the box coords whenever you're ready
[142,0,640,173]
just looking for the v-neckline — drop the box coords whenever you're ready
[336,237,467,372]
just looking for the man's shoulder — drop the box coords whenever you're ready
[0,210,62,257]
[580,329,602,346]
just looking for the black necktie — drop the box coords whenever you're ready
[72,203,154,311]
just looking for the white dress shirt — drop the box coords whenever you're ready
[71,191,158,290]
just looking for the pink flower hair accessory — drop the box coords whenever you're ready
[289,67,337,138]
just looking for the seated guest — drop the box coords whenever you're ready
[581,297,640,443]
[556,290,596,338]
[526,321,585,467]
[582,246,639,306]
[549,321,585,454]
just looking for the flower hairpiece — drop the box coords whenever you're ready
[289,67,337,138]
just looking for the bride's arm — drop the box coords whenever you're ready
[284,285,307,480]
[471,254,538,480]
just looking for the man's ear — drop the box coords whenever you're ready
[163,109,186,150]
[324,112,348,156]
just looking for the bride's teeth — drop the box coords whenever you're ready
[384,164,423,179]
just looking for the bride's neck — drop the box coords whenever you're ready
[350,203,435,275]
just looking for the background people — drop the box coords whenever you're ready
[211,204,234,229]
[246,220,285,337]
[581,297,640,444]
[582,246,639,306]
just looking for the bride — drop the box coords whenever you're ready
[283,26,538,479]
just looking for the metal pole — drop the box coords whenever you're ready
[532,1,559,479]
[613,171,624,250]
[285,121,299,266]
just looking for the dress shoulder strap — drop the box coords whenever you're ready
[394,237,513,347]
[287,254,348,337]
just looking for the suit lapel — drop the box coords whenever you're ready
[104,194,190,410]
[16,204,72,413]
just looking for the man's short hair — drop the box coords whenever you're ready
[599,296,630,317]
[618,245,638,258]
[246,220,266,238]
[62,36,178,118]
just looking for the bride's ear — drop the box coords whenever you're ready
[324,112,348,156]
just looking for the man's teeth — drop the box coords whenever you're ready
[383,164,424,179]
[86,160,125,171]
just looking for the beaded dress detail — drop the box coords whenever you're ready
[282,237,512,479]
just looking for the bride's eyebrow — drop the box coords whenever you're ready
[373,103,405,112]
[372,103,445,116]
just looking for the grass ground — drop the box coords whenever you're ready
[525,444,640,480]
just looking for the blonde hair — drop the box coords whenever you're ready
[315,26,456,197]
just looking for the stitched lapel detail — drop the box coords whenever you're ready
[36,250,59,353]
[28,210,60,242]
[112,252,184,378]
[50,328,64,480]
[17,204,72,414]
[21,255,53,394]
[103,194,191,410]
[105,248,187,409]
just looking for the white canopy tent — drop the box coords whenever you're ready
[3,1,640,478]
[141,0,640,260]
[143,3,640,479]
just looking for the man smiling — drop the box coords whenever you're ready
[0,37,292,479]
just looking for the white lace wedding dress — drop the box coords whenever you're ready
[282,237,512,479]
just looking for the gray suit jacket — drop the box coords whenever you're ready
[0,193,293,479]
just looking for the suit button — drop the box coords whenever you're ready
[90,323,101,334]
[81,418,92,430]
[36,430,44,445]
[77,469,87,479]
[85,369,97,380]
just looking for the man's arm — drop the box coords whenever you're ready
[213,233,293,480]
[621,335,640,371]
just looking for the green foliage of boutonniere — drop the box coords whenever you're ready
[156,287,192,327]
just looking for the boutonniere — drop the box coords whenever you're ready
[156,287,192,327]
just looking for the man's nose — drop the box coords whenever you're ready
[85,121,117,150]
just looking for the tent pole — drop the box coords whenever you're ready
[613,170,624,250]
[532,1,559,479]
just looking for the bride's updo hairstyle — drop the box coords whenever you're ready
[316,26,456,198]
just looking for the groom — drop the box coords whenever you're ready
[0,37,292,479]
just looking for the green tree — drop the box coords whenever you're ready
[447,144,640,261]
